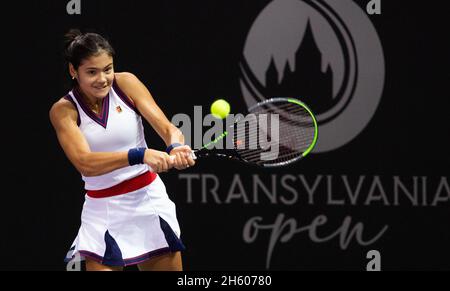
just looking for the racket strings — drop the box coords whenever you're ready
[232,102,315,165]
[236,109,310,143]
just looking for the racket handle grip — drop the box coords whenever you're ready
[149,151,197,172]
[168,151,197,161]
[148,156,176,173]
[148,151,197,172]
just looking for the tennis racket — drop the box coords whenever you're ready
[186,97,318,168]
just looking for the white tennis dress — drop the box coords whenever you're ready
[64,79,185,267]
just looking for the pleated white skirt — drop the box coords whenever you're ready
[65,176,185,267]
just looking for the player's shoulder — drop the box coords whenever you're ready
[50,96,75,114]
[115,72,141,87]
[114,72,145,102]
[49,96,78,125]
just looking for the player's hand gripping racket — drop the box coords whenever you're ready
[183,97,318,168]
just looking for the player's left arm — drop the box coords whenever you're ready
[114,72,195,169]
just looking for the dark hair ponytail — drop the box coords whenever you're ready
[64,29,115,70]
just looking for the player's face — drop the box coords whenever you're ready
[77,52,114,99]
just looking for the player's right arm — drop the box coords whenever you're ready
[49,98,171,176]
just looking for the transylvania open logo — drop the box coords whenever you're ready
[240,0,385,152]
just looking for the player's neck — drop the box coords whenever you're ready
[75,86,103,113]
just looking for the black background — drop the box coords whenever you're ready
[1,0,449,270]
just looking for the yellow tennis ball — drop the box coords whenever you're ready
[211,99,231,119]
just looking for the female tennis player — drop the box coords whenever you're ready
[50,29,195,271]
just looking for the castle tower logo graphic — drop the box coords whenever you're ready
[239,0,385,152]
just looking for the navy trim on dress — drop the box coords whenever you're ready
[112,79,140,115]
[159,217,186,252]
[103,231,125,266]
[64,217,186,267]
[72,86,110,129]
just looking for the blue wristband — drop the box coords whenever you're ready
[166,143,182,154]
[128,148,146,166]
